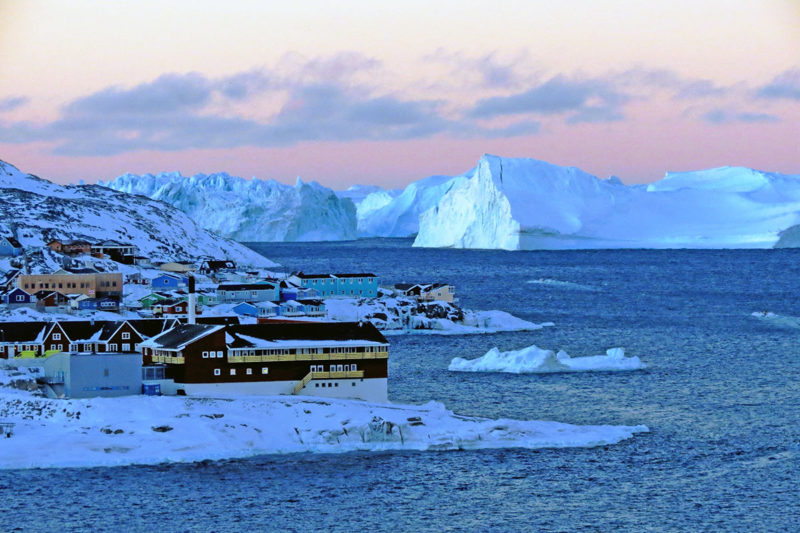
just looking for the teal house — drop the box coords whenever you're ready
[0,236,22,257]
[295,272,378,298]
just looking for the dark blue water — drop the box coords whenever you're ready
[2,240,799,532]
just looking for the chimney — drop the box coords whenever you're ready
[188,273,196,325]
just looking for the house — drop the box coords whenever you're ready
[0,322,49,358]
[47,239,92,256]
[395,282,456,303]
[233,301,280,319]
[143,321,388,401]
[2,287,35,308]
[90,240,138,263]
[138,291,171,310]
[152,300,202,318]
[78,297,120,312]
[296,298,326,317]
[216,282,279,303]
[34,290,69,309]
[295,272,379,298]
[278,280,318,302]
[159,262,195,273]
[0,236,22,257]
[18,272,123,298]
[151,273,188,290]
[35,352,143,399]
[199,260,237,275]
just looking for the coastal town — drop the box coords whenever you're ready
[0,237,500,404]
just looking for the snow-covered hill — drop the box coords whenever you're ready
[414,154,800,250]
[104,172,357,242]
[0,160,275,267]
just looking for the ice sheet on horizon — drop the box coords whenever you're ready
[750,311,800,329]
[526,278,600,291]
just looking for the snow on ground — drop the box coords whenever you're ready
[0,306,139,323]
[750,311,800,329]
[0,369,648,469]
[449,345,645,373]
[324,297,552,335]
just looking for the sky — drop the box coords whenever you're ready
[0,0,798,188]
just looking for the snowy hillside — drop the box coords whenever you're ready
[104,172,357,242]
[414,154,800,250]
[0,160,275,267]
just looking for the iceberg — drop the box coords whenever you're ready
[414,154,800,250]
[0,371,648,469]
[103,172,357,242]
[449,345,646,373]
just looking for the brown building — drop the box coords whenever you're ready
[18,272,123,298]
[47,239,92,255]
[144,322,389,401]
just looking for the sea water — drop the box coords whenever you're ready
[1,241,798,532]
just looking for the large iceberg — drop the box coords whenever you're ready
[414,154,800,250]
[449,345,645,373]
[104,172,358,242]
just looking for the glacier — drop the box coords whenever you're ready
[104,172,357,242]
[0,160,275,267]
[414,154,800,250]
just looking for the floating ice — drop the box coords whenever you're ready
[449,345,646,373]
[0,372,647,469]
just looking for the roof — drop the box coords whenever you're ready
[0,322,50,343]
[296,299,324,306]
[333,273,376,278]
[56,321,106,342]
[226,321,388,348]
[147,324,223,350]
[128,318,179,338]
[218,283,278,291]
[295,272,334,279]
[3,236,21,248]
[187,316,242,326]
[202,260,236,269]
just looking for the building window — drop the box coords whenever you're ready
[15,295,23,302]
[122,332,130,340]
[246,368,252,375]
[217,351,223,358]
[213,369,221,376]
[109,344,117,352]
[230,369,236,376]
[202,351,208,358]
[262,367,268,374]
[53,333,61,340]
[122,343,130,352]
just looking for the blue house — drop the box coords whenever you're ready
[233,301,280,318]
[78,298,120,311]
[2,287,34,308]
[0,236,22,257]
[217,282,279,303]
[295,272,379,298]
[151,274,188,290]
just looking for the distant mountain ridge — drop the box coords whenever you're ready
[0,160,275,266]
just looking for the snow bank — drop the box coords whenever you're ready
[0,379,648,469]
[324,297,552,335]
[449,345,645,373]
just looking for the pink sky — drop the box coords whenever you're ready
[1,1,798,188]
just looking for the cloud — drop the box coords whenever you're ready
[702,108,780,124]
[0,96,29,112]
[425,50,529,89]
[756,68,800,100]
[673,79,730,100]
[469,75,629,124]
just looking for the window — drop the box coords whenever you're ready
[122,343,130,352]
[217,351,223,358]
[261,367,268,374]
[230,369,236,376]
[336,364,343,372]
[214,369,221,376]
[15,295,23,302]
[109,344,118,352]
[122,332,130,340]
[53,333,61,341]
[246,368,252,375]
[202,351,209,358]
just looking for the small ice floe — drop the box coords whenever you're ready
[449,345,645,374]
[526,278,598,291]
[750,311,800,329]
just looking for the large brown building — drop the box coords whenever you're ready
[17,272,123,298]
